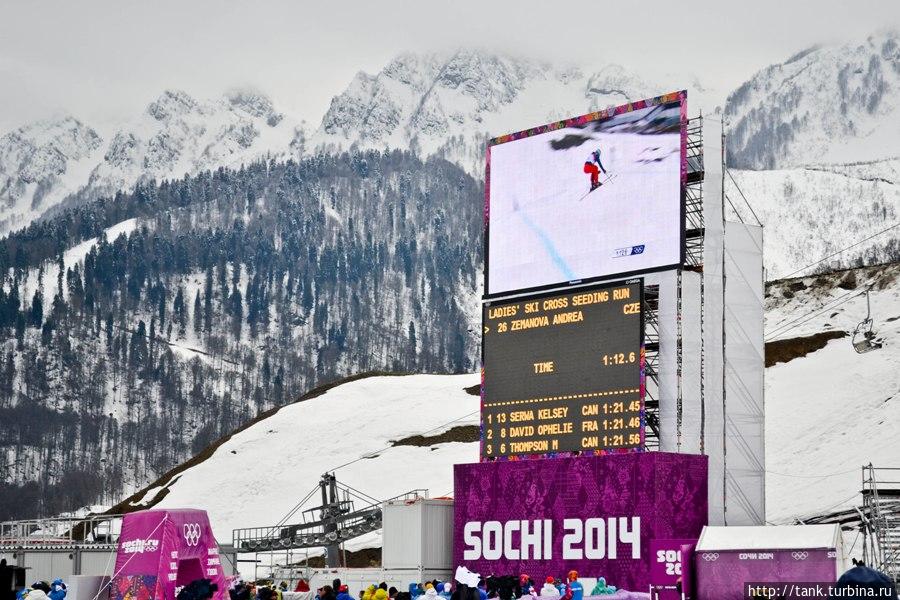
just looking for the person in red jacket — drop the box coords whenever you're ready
[582,148,607,191]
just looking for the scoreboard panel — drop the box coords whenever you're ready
[481,280,643,459]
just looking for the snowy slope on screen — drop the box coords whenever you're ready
[151,373,481,544]
[488,118,681,294]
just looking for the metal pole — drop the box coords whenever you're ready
[324,474,341,568]
[721,120,728,525]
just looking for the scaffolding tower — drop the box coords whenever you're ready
[861,464,900,581]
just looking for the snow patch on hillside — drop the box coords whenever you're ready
[727,167,899,279]
[153,373,481,543]
[64,218,139,268]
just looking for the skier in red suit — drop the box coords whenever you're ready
[583,148,607,191]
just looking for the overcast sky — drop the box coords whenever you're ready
[1,0,899,133]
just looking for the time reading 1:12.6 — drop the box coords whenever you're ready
[602,352,636,366]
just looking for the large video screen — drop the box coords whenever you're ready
[481,280,644,460]
[485,91,686,297]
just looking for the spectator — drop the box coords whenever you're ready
[539,578,559,598]
[177,580,218,600]
[48,580,66,600]
[258,587,275,600]
[566,572,582,600]
[336,585,354,600]
[25,590,49,600]
[388,588,398,599]
[835,565,896,597]
[588,579,615,596]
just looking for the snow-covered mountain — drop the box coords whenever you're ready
[723,32,900,278]
[0,51,697,235]
[86,89,300,197]
[309,50,680,175]
[726,32,900,170]
[106,261,900,549]
[0,117,103,234]
[0,89,304,235]
[727,167,899,279]
[5,37,900,521]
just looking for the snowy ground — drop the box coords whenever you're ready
[764,264,900,525]
[147,373,481,548]
[107,264,900,565]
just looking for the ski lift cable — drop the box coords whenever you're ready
[337,483,381,507]
[765,289,859,340]
[326,409,480,474]
[765,283,861,333]
[765,288,864,341]
[765,290,860,341]
[813,490,862,516]
[724,193,747,225]
[274,484,321,528]
[780,221,900,280]
[724,168,763,227]
[765,292,860,342]
[338,482,382,505]
[766,467,859,479]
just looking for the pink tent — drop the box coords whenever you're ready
[109,509,229,600]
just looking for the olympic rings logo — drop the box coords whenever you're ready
[183,523,202,546]
[791,551,809,561]
[701,553,719,562]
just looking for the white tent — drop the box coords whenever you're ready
[697,524,846,567]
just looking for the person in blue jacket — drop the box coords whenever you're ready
[336,585,354,600]
[49,580,66,600]
[476,581,487,600]
[566,572,582,600]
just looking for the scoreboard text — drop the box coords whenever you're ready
[481,281,643,459]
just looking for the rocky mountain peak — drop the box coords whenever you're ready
[146,89,199,121]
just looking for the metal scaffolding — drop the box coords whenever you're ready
[642,115,705,451]
[232,473,425,569]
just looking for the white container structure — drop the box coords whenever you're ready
[381,498,454,571]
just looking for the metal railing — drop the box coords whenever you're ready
[0,514,125,548]
[233,488,427,553]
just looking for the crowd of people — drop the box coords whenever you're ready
[226,572,614,600]
[7,564,897,600]
[285,571,615,600]
[15,579,67,600]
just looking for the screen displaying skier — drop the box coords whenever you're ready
[485,91,686,297]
